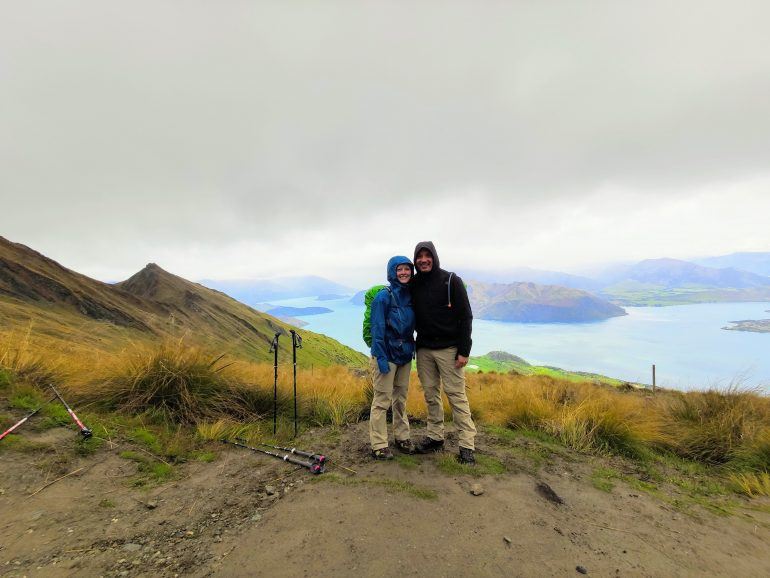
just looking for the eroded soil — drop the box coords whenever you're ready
[2,421,769,577]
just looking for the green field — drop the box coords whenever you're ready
[466,351,640,388]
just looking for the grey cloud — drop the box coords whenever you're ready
[1,1,769,276]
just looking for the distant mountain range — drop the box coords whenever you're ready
[346,254,770,317]
[601,258,770,288]
[691,252,770,277]
[457,267,601,292]
[199,277,354,306]
[597,258,770,306]
[0,236,364,367]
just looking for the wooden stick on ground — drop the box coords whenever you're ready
[27,466,88,499]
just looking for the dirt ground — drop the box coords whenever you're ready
[1,421,769,578]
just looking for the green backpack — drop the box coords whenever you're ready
[362,285,392,348]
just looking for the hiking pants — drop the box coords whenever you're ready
[416,346,477,450]
[369,358,412,450]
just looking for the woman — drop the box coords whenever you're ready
[369,255,416,459]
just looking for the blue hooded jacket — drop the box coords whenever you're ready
[370,256,416,373]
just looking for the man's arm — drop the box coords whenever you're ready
[453,274,473,364]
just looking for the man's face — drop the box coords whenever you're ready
[415,249,434,273]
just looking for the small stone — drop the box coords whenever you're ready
[576,565,588,574]
[503,536,512,544]
[251,513,262,522]
[122,543,142,552]
[265,485,276,496]
[185,531,194,537]
[470,483,484,496]
[146,501,158,510]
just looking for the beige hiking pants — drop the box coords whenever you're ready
[416,346,477,450]
[369,358,412,450]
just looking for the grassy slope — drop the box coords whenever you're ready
[602,283,770,306]
[467,351,634,387]
[0,237,365,368]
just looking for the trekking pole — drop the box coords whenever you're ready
[289,329,302,438]
[240,439,325,465]
[269,332,280,435]
[221,439,325,474]
[49,384,92,438]
[0,396,57,441]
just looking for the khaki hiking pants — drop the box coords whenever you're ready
[416,346,477,450]
[369,358,411,451]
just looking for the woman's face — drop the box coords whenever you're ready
[395,264,412,284]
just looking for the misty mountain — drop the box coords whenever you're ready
[603,258,770,289]
[199,276,354,305]
[457,267,601,291]
[467,281,626,323]
[350,290,366,306]
[690,252,770,277]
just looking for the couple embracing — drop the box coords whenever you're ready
[368,241,477,465]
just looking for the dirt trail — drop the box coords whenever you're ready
[1,423,769,577]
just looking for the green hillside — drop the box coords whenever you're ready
[467,351,641,388]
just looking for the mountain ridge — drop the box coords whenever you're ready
[468,280,626,323]
[0,237,365,367]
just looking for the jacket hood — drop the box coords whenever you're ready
[413,241,440,274]
[387,255,414,285]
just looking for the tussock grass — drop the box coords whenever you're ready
[661,388,770,467]
[196,419,267,444]
[469,375,663,458]
[729,472,770,497]
[76,340,286,424]
[0,325,68,386]
[4,333,770,503]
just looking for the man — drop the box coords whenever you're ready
[410,241,477,464]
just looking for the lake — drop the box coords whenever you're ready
[269,297,770,393]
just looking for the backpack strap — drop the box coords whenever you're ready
[447,272,454,308]
[383,286,396,329]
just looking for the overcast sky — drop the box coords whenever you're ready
[2,1,769,287]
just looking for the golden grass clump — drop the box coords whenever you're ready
[661,388,770,466]
[729,472,770,497]
[78,340,282,424]
[468,373,663,457]
[0,326,66,386]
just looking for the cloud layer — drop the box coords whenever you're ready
[2,1,769,285]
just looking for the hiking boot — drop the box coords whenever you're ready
[458,447,476,465]
[414,437,445,454]
[394,439,415,454]
[371,447,395,461]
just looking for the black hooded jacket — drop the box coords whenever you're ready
[410,241,473,357]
